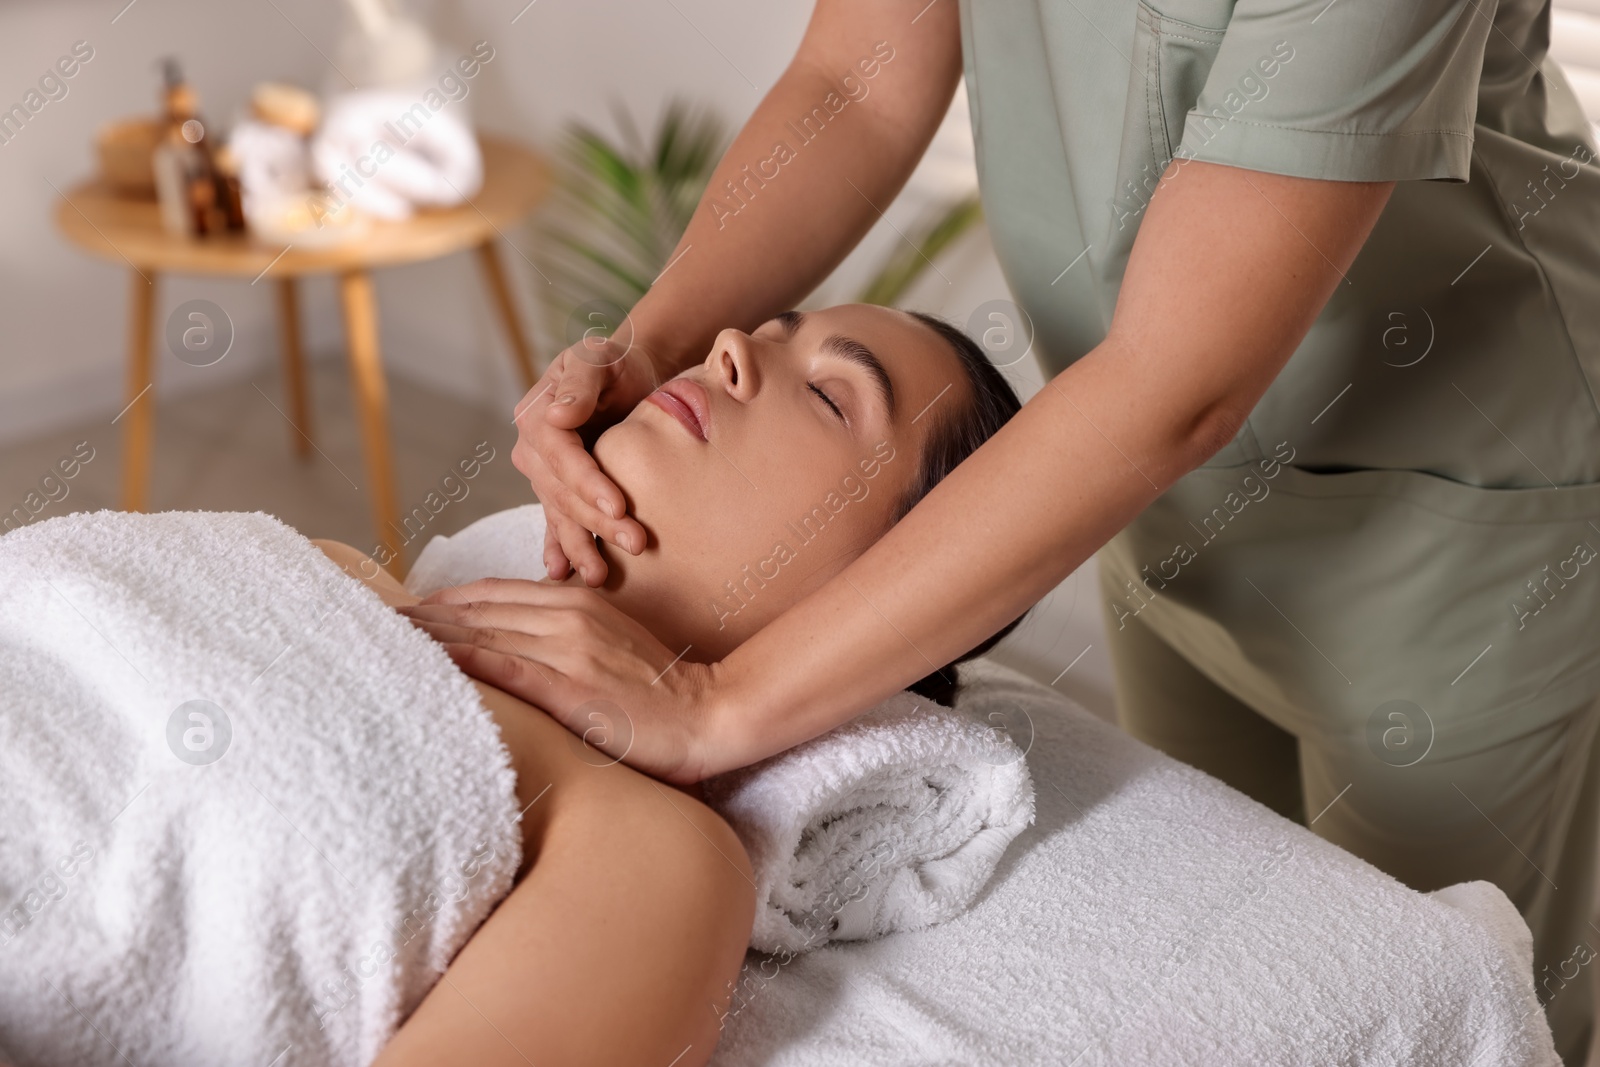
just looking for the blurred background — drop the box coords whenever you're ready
[3,0,1599,720]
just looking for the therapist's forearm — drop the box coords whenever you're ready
[704,337,1194,766]
[625,0,962,375]
[699,162,1394,775]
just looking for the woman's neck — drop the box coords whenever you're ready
[575,542,737,664]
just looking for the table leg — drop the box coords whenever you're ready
[276,277,313,459]
[337,270,402,567]
[120,270,158,513]
[475,238,539,390]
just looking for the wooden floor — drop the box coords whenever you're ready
[0,359,536,578]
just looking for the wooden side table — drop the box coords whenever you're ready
[54,134,549,565]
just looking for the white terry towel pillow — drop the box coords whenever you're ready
[312,89,484,220]
[408,504,1037,953]
[700,693,1035,954]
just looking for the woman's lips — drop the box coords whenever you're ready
[646,379,710,441]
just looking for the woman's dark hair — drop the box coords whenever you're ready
[894,310,1028,707]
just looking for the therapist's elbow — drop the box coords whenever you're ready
[1176,397,1252,470]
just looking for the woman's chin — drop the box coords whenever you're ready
[592,419,664,486]
[591,424,685,531]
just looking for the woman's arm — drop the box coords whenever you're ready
[417,161,1394,782]
[517,0,963,585]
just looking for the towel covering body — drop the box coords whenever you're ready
[0,510,521,1067]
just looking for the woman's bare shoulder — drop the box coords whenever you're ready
[312,538,417,609]
[308,539,713,840]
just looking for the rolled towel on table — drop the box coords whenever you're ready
[408,504,1038,955]
[311,90,484,221]
[701,692,1036,954]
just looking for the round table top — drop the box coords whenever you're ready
[54,133,550,277]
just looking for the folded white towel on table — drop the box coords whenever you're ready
[407,504,1035,952]
[312,90,483,221]
[701,694,1034,954]
[0,510,521,1067]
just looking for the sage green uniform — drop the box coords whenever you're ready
[957,0,1600,1059]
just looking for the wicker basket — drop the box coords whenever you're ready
[95,116,163,199]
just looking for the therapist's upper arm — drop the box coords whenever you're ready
[1102,160,1394,464]
[1096,0,1481,461]
[1173,0,1490,183]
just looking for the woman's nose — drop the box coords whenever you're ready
[710,328,759,401]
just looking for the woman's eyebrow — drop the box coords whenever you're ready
[775,310,896,421]
[819,334,896,421]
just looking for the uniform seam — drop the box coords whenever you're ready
[1149,10,1169,163]
[1533,704,1600,881]
[1472,146,1600,442]
[1156,29,1225,44]
[1141,3,1225,38]
[1187,114,1476,139]
[1231,473,1600,526]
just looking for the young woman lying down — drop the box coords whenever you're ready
[0,304,1019,1067]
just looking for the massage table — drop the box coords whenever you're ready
[0,509,1561,1065]
[710,660,1560,1066]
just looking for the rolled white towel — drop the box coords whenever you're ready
[407,505,1037,954]
[701,692,1035,954]
[312,89,483,221]
[227,119,313,206]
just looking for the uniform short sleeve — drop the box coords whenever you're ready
[1173,0,1492,182]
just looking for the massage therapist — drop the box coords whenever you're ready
[421,2,1600,1059]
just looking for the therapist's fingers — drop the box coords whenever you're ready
[407,616,594,703]
[511,367,645,583]
[400,599,564,636]
[539,341,616,430]
[403,614,543,655]
[542,537,574,584]
[440,640,555,705]
[540,461,620,581]
[402,613,559,692]
[417,576,568,606]
[538,475,611,585]
[553,498,606,588]
[403,583,712,783]
[516,429,639,584]
[538,456,645,558]
[523,390,642,545]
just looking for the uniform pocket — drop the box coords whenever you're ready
[1101,462,1600,753]
[1112,4,1226,235]
[1268,463,1600,527]
[1132,2,1226,164]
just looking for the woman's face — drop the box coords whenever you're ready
[590,303,969,659]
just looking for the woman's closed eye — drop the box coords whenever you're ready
[809,381,846,424]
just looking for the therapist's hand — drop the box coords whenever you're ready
[401,579,722,785]
[512,335,658,587]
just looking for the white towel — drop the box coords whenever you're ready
[700,693,1035,954]
[404,502,549,596]
[312,90,483,221]
[407,504,1035,953]
[0,510,521,1067]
